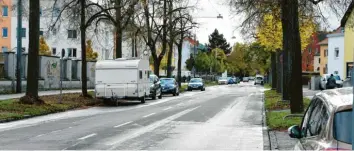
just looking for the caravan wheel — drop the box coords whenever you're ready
[140,93,146,103]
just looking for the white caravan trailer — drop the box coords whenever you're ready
[95,58,151,104]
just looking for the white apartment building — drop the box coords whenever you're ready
[327,28,345,78]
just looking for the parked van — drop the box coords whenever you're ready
[95,58,151,104]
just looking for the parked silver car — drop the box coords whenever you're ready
[288,87,352,150]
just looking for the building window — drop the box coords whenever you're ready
[308,48,312,53]
[2,6,8,17]
[68,30,77,38]
[53,7,60,17]
[52,28,57,35]
[2,27,8,38]
[52,48,57,55]
[325,64,328,74]
[324,49,328,57]
[21,28,26,38]
[139,70,143,79]
[335,47,339,58]
[319,58,321,63]
[73,48,77,57]
[1,46,8,52]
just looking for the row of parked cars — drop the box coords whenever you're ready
[149,74,206,101]
[217,75,264,85]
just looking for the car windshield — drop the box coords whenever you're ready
[256,77,263,80]
[243,77,248,80]
[190,79,202,83]
[326,75,341,80]
[160,78,174,84]
[333,110,351,144]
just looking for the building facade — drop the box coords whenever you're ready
[318,38,328,75]
[327,28,345,79]
[0,0,12,53]
[341,2,354,78]
[1,0,116,61]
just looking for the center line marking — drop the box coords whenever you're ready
[114,121,133,128]
[163,106,173,111]
[143,113,156,118]
[78,133,97,140]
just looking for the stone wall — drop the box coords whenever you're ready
[0,52,96,93]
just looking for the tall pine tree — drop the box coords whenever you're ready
[208,29,231,54]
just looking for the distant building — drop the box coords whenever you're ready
[301,32,327,72]
[327,27,345,78]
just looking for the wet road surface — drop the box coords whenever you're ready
[0,82,266,150]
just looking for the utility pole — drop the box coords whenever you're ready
[16,0,22,93]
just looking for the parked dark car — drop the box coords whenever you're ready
[160,78,179,96]
[227,77,235,84]
[187,78,205,91]
[149,74,162,100]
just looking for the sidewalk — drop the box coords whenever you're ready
[0,89,93,101]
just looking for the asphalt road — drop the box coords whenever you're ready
[0,82,266,150]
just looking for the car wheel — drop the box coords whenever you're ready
[158,89,162,99]
[140,94,146,103]
[201,87,205,91]
[176,88,180,96]
[152,90,157,100]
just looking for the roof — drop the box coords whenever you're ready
[96,58,144,69]
[341,1,354,27]
[317,87,353,110]
[317,38,328,45]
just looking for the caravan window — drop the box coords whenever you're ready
[139,70,143,79]
[147,71,151,78]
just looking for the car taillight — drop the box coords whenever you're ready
[324,148,349,151]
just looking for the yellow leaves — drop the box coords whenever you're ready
[257,13,316,51]
[39,36,51,56]
[86,40,98,60]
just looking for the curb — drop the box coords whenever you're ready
[262,91,271,150]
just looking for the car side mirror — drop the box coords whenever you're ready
[288,125,302,138]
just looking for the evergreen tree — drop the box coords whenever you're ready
[208,29,231,54]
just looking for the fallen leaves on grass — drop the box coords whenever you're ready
[0,93,101,122]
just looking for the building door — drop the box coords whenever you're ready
[346,62,353,78]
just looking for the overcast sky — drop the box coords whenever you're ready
[191,0,343,46]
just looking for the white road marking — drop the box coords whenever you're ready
[106,106,201,148]
[114,121,133,128]
[78,133,97,140]
[50,130,62,133]
[143,113,156,118]
[35,134,44,137]
[163,106,173,111]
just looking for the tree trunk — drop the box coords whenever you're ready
[281,0,303,113]
[25,0,40,101]
[177,43,182,87]
[115,0,122,58]
[161,0,167,77]
[276,51,281,93]
[154,59,161,77]
[166,0,173,78]
[271,51,277,90]
[80,0,88,97]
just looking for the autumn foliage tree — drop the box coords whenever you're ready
[39,36,51,56]
[86,40,98,60]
